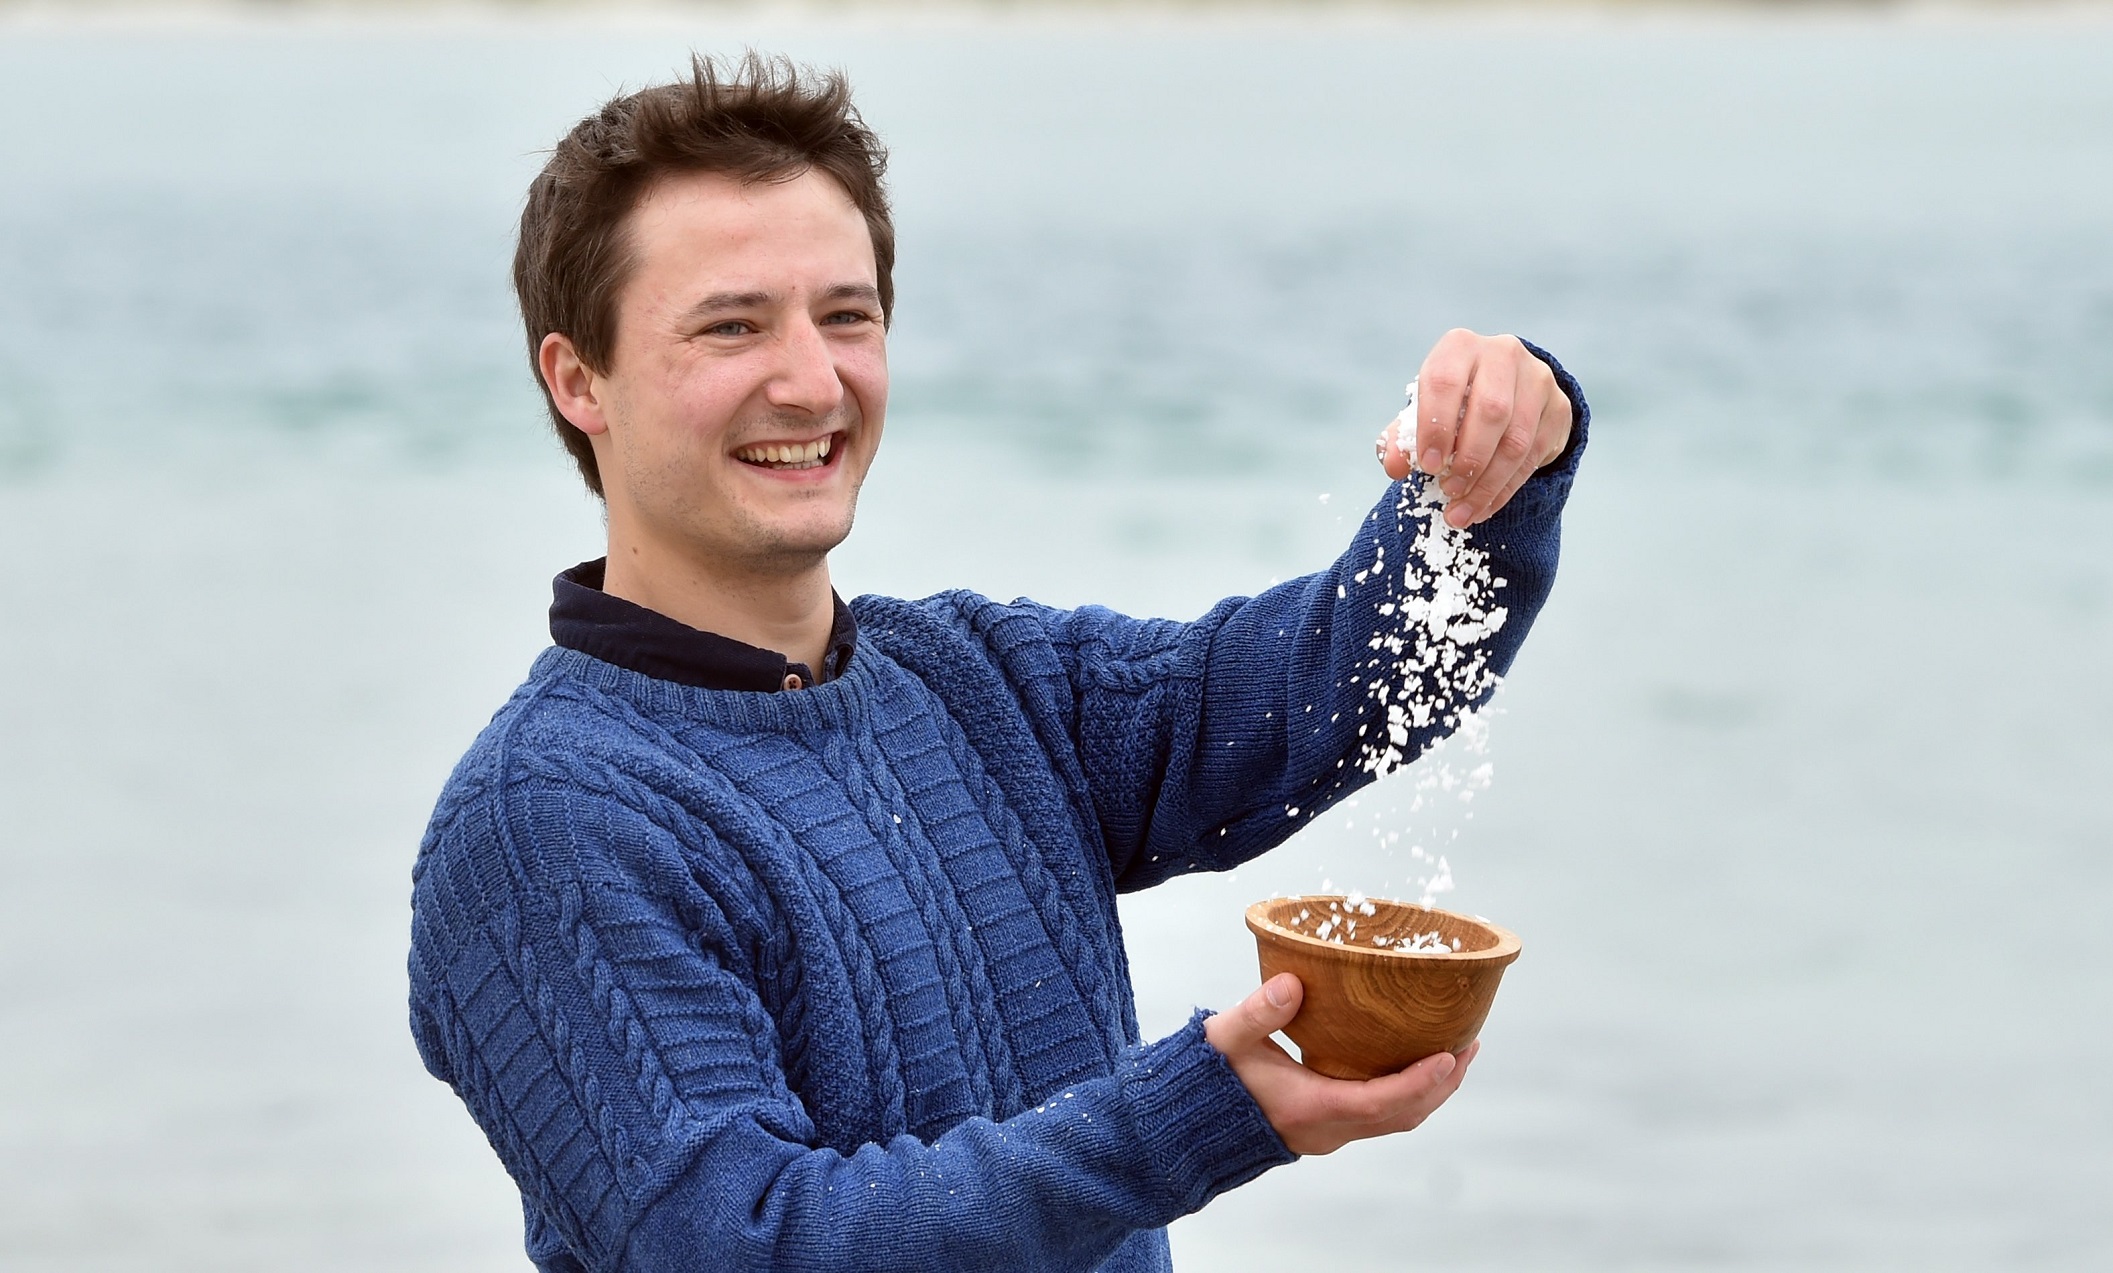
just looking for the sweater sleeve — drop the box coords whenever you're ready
[1035,348,1587,891]
[408,786,1290,1273]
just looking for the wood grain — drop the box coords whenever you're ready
[1245,896,1521,1081]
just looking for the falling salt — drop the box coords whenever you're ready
[1319,377,1510,908]
[1355,378,1509,785]
[1418,855,1455,906]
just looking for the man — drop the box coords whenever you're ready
[409,55,1584,1273]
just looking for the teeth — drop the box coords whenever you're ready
[737,435,836,466]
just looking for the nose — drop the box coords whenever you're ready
[764,315,845,418]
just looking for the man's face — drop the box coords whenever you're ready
[588,167,887,576]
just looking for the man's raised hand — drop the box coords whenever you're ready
[1377,329,1572,529]
[1203,973,1478,1156]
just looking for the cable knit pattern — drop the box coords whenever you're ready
[408,375,1583,1273]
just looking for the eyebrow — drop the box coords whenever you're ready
[677,283,882,326]
[679,290,775,323]
[819,283,883,307]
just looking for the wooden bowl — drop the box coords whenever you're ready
[1245,896,1521,1081]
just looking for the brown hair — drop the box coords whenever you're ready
[513,52,894,496]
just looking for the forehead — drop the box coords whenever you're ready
[622,168,874,298]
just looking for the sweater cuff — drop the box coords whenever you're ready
[1519,338,1589,484]
[1122,1011,1295,1216]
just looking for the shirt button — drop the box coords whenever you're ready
[781,673,804,691]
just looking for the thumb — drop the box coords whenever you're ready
[1377,414,1413,482]
[1216,974,1303,1050]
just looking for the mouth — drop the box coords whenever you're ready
[733,431,842,472]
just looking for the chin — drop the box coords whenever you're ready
[745,513,858,565]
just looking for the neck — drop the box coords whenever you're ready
[600,530,836,676]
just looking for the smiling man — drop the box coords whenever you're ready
[409,55,1585,1273]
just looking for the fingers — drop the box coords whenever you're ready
[1204,974,1303,1056]
[1369,1039,1479,1135]
[1339,1042,1468,1124]
[1447,355,1547,526]
[1410,331,1570,528]
[1436,339,1532,527]
[1268,1042,1480,1155]
[1319,1050,1455,1124]
[1469,389,1568,526]
[1412,328,1482,480]
[1347,1042,1477,1129]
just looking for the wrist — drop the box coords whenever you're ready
[1124,1012,1294,1212]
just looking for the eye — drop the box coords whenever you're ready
[701,319,754,338]
[821,309,874,327]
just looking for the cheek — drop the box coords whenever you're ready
[841,345,889,413]
[652,359,753,440]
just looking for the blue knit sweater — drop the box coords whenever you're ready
[409,421,1581,1272]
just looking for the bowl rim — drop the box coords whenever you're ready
[1244,895,1521,963]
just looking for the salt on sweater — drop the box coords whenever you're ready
[407,373,1583,1273]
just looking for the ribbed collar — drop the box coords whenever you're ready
[548,558,857,692]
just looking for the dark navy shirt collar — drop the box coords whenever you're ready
[550,558,857,692]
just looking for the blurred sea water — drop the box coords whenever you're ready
[1,8,2109,1271]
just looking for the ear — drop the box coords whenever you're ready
[538,332,611,437]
